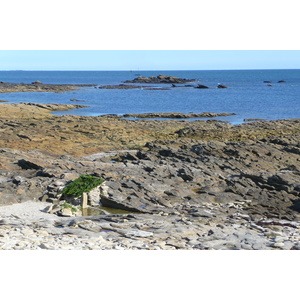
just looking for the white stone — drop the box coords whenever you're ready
[274,236,285,243]
[273,242,285,248]
[60,208,73,217]
[82,193,88,208]
[100,183,109,197]
[88,186,101,206]
[124,230,153,238]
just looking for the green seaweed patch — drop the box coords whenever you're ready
[60,201,79,212]
[60,174,104,197]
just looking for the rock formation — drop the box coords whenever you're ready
[123,112,235,119]
[0,82,96,93]
[0,102,300,249]
[124,74,195,84]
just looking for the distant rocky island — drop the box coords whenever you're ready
[124,74,196,84]
[99,75,229,89]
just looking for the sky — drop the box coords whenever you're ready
[0,50,299,71]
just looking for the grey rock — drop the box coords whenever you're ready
[124,230,153,238]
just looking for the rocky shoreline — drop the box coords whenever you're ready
[123,112,236,119]
[0,102,300,250]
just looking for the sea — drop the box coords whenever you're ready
[0,69,299,124]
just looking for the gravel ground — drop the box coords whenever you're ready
[0,201,59,220]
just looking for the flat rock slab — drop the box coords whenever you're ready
[122,112,235,119]
[0,82,96,93]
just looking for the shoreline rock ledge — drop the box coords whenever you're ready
[124,74,196,84]
[122,112,236,119]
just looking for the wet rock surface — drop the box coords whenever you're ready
[122,112,236,119]
[0,82,96,93]
[98,84,171,90]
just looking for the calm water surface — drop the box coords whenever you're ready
[0,70,299,124]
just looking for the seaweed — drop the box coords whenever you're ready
[60,175,104,197]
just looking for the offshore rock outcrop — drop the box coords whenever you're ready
[0,82,96,93]
[124,74,196,84]
[195,84,209,89]
[98,84,171,90]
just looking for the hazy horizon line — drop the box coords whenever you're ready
[0,68,299,72]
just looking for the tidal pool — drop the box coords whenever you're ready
[82,206,137,216]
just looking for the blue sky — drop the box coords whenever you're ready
[0,50,299,70]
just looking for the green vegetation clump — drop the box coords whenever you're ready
[60,174,104,198]
[60,201,79,212]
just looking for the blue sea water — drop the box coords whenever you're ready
[0,70,299,124]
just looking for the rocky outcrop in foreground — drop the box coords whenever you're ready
[1,130,300,249]
[1,103,300,249]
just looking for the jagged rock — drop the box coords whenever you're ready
[100,196,146,213]
[17,159,42,170]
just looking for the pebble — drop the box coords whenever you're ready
[0,202,299,250]
[273,242,285,248]
[274,236,285,243]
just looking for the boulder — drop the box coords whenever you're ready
[195,84,209,89]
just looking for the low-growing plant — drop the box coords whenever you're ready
[59,174,105,198]
[60,201,78,212]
